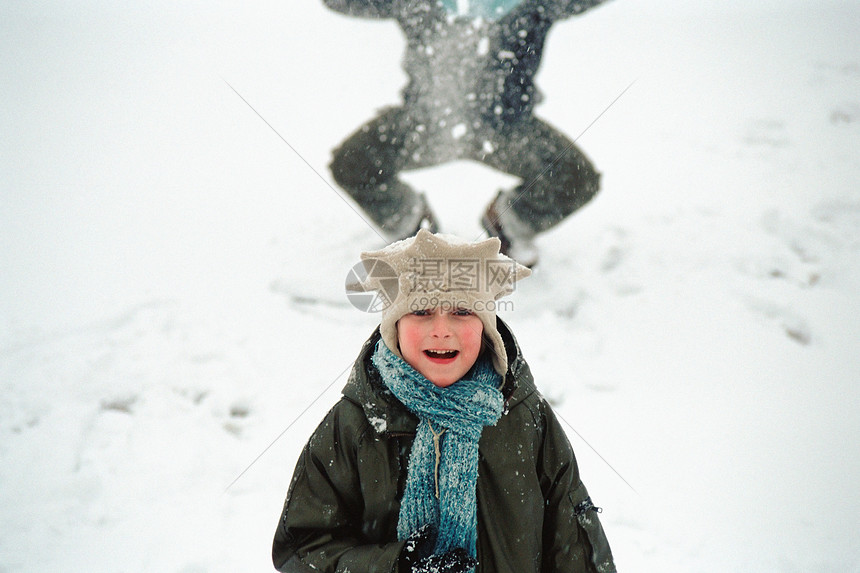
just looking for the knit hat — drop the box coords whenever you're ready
[357,229,531,375]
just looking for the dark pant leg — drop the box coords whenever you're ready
[329,107,431,237]
[475,116,601,234]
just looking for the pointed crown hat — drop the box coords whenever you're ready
[356,229,531,375]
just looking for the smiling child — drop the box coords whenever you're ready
[272,230,616,573]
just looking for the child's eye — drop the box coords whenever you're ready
[452,308,473,317]
[411,309,431,316]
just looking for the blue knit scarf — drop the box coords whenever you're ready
[372,341,504,559]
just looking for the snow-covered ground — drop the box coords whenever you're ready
[2,1,859,571]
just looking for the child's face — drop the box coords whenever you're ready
[397,307,484,388]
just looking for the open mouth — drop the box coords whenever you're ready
[424,349,459,360]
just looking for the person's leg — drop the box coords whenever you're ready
[477,116,600,264]
[481,116,600,235]
[330,107,438,242]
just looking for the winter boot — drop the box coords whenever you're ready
[481,191,539,267]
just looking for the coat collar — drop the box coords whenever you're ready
[342,319,536,435]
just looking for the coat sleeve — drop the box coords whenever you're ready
[539,403,616,573]
[322,0,396,18]
[272,403,404,573]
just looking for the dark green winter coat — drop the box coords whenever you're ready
[272,320,615,572]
